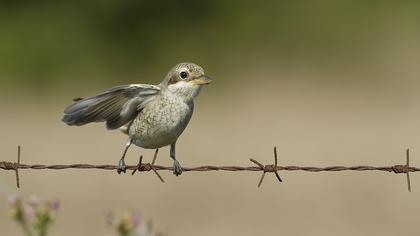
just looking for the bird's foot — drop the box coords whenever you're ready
[117,159,126,174]
[173,160,183,176]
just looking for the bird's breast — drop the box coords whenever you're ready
[129,93,194,149]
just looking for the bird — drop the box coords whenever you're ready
[62,62,211,176]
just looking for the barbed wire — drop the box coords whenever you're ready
[0,146,418,191]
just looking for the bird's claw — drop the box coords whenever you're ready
[173,160,182,176]
[118,159,126,174]
[173,160,183,176]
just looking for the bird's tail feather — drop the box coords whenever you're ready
[62,91,126,128]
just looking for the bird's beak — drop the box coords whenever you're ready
[192,75,212,85]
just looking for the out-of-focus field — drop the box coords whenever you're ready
[1,64,420,235]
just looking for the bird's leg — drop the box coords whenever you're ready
[118,138,132,174]
[170,142,182,176]
[151,148,159,165]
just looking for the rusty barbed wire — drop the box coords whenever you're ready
[0,146,418,191]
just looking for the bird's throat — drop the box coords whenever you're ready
[168,81,203,103]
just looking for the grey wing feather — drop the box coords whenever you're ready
[62,84,160,129]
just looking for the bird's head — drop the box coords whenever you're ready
[161,62,211,101]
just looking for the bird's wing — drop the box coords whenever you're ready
[62,84,161,129]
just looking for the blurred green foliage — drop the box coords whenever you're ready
[0,1,419,88]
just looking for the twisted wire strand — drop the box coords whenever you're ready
[0,146,417,191]
[0,163,419,172]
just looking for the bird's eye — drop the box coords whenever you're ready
[180,71,188,79]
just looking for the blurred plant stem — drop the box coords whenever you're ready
[17,218,34,236]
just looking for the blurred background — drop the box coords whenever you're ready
[1,1,420,235]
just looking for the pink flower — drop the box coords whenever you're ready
[131,211,141,228]
[51,200,60,212]
[23,204,35,222]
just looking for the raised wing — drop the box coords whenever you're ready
[62,84,160,129]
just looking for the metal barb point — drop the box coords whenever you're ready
[150,149,164,183]
[151,166,165,183]
[406,149,411,192]
[249,159,266,187]
[131,155,143,175]
[273,146,283,183]
[15,145,21,188]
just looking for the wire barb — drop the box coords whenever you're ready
[390,149,413,192]
[250,146,283,187]
[130,152,165,183]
